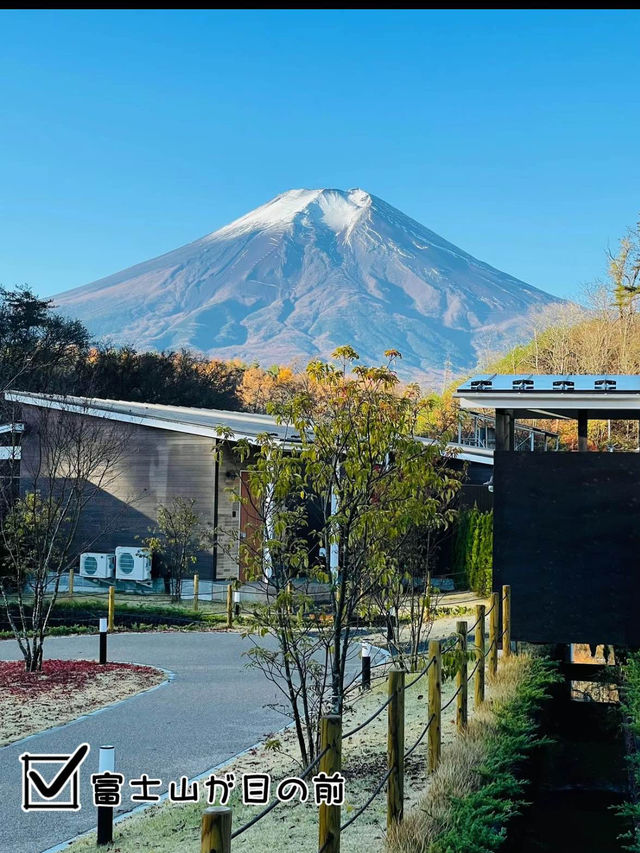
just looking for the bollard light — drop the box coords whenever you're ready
[99,618,108,665]
[387,607,397,643]
[361,641,371,690]
[97,745,115,845]
[99,745,115,772]
[233,589,241,618]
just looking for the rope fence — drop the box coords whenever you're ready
[230,745,331,840]
[404,713,436,760]
[467,657,481,683]
[342,692,395,740]
[194,584,514,853]
[339,766,394,834]
[440,682,464,713]
[441,635,460,654]
[405,655,436,689]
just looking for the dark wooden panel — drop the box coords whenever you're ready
[494,451,640,645]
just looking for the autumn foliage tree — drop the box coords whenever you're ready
[222,347,461,764]
[77,346,245,410]
[239,363,308,412]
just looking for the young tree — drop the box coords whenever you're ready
[239,364,307,413]
[144,497,210,601]
[221,347,461,762]
[0,402,130,671]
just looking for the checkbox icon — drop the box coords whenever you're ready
[20,743,90,812]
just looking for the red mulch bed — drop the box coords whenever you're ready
[0,659,161,697]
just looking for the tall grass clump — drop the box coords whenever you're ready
[388,654,558,853]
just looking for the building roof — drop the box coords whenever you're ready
[6,390,494,466]
[5,390,296,442]
[454,374,640,419]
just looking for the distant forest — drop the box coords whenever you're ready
[0,286,314,417]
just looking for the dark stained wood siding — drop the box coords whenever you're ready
[493,450,640,645]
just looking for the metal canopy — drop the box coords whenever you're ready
[454,374,640,419]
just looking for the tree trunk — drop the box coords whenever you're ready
[25,637,44,672]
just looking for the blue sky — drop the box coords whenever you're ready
[1,10,639,301]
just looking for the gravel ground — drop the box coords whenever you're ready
[0,660,165,747]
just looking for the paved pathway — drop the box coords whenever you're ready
[0,632,283,853]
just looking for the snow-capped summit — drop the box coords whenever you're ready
[54,188,562,382]
[212,188,372,239]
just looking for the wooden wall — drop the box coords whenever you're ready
[493,450,640,645]
[19,405,247,580]
[215,442,242,579]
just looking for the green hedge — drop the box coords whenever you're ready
[452,508,493,595]
[431,656,558,853]
[618,651,640,851]
[0,598,226,634]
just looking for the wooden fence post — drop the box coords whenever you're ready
[502,584,511,658]
[488,591,499,678]
[226,583,233,628]
[387,669,405,828]
[428,639,441,773]
[318,715,342,853]
[475,604,485,705]
[456,621,468,731]
[68,567,74,598]
[193,574,199,612]
[107,586,115,632]
[201,806,232,853]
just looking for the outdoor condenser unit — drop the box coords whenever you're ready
[79,552,115,579]
[115,546,152,581]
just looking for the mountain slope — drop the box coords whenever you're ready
[54,188,562,381]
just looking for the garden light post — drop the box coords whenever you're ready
[387,606,397,644]
[97,745,115,845]
[99,617,108,665]
[361,641,371,690]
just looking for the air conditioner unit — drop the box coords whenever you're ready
[115,546,151,581]
[80,552,115,579]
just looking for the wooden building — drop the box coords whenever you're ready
[6,390,498,582]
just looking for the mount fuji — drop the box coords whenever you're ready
[54,188,561,382]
